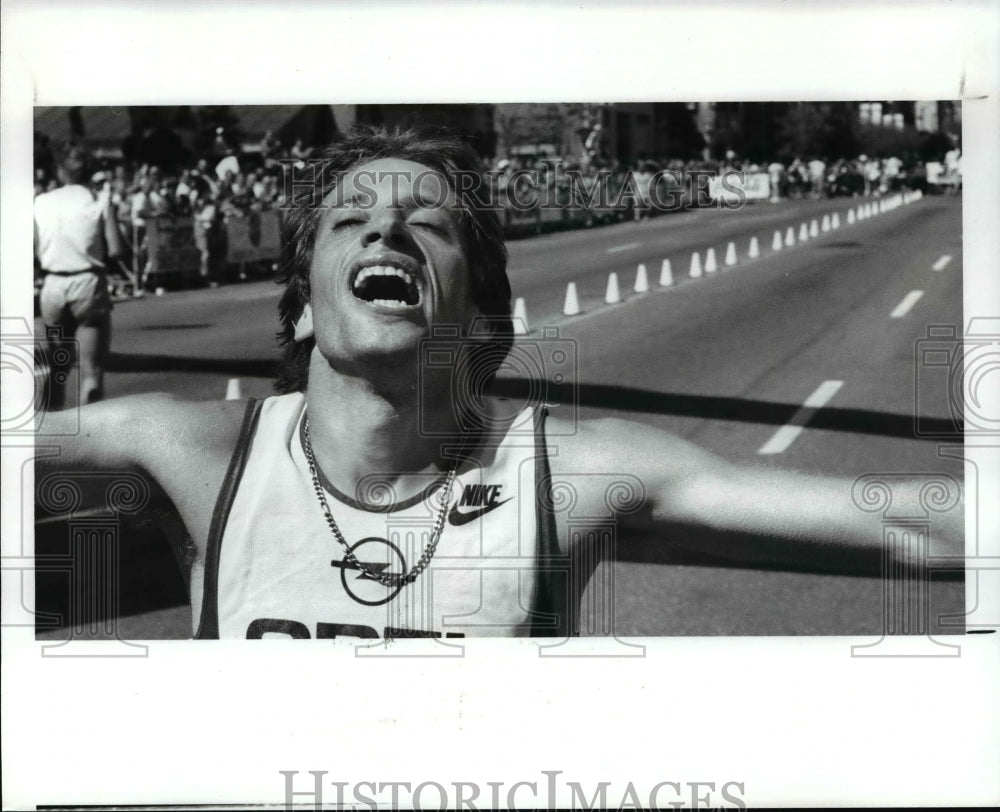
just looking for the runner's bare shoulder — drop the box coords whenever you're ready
[543,413,729,520]
[37,393,247,478]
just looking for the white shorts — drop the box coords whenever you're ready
[39,271,112,327]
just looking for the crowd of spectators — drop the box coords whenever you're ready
[34,126,963,290]
[486,148,957,233]
[34,128,306,289]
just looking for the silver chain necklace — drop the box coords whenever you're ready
[301,413,461,588]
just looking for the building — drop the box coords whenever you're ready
[32,104,497,168]
[493,102,706,168]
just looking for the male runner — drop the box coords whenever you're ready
[36,127,962,640]
[34,148,123,407]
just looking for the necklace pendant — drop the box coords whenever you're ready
[305,412,461,590]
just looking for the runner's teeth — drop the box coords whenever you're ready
[353,266,416,288]
[351,264,420,305]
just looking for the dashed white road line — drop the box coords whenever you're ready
[758,380,843,455]
[606,241,642,254]
[890,290,924,319]
[932,255,952,271]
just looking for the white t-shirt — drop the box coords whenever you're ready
[33,184,109,273]
[130,190,167,226]
[215,155,241,180]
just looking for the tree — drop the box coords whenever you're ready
[494,103,566,156]
[776,102,829,162]
[820,102,862,159]
[857,124,923,163]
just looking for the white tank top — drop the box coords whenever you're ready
[196,393,568,639]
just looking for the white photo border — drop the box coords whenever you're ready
[3,1,998,808]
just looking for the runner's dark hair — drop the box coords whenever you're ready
[58,147,92,186]
[274,125,511,394]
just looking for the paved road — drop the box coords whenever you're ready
[36,192,965,639]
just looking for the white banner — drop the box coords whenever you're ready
[145,217,200,277]
[709,171,771,203]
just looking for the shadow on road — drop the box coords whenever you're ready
[107,352,278,377]
[489,378,960,440]
[615,522,962,581]
[102,359,959,440]
[136,323,215,331]
[34,497,192,638]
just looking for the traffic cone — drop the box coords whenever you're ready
[772,230,783,251]
[562,283,580,317]
[799,222,809,242]
[689,252,703,278]
[605,272,621,303]
[659,258,673,287]
[634,263,649,293]
[810,219,819,237]
[749,236,760,259]
[705,247,718,273]
[724,242,737,266]
[847,208,855,224]
[513,296,529,334]
[785,227,795,247]
[226,378,242,400]
[821,214,830,232]
[832,212,840,229]
[858,204,865,220]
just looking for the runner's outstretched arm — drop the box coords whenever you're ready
[547,415,963,570]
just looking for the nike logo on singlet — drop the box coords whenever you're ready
[448,483,513,526]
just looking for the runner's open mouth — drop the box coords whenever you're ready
[351,265,421,308]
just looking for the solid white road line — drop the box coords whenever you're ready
[758,380,844,455]
[606,241,642,254]
[932,255,952,271]
[890,290,924,319]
